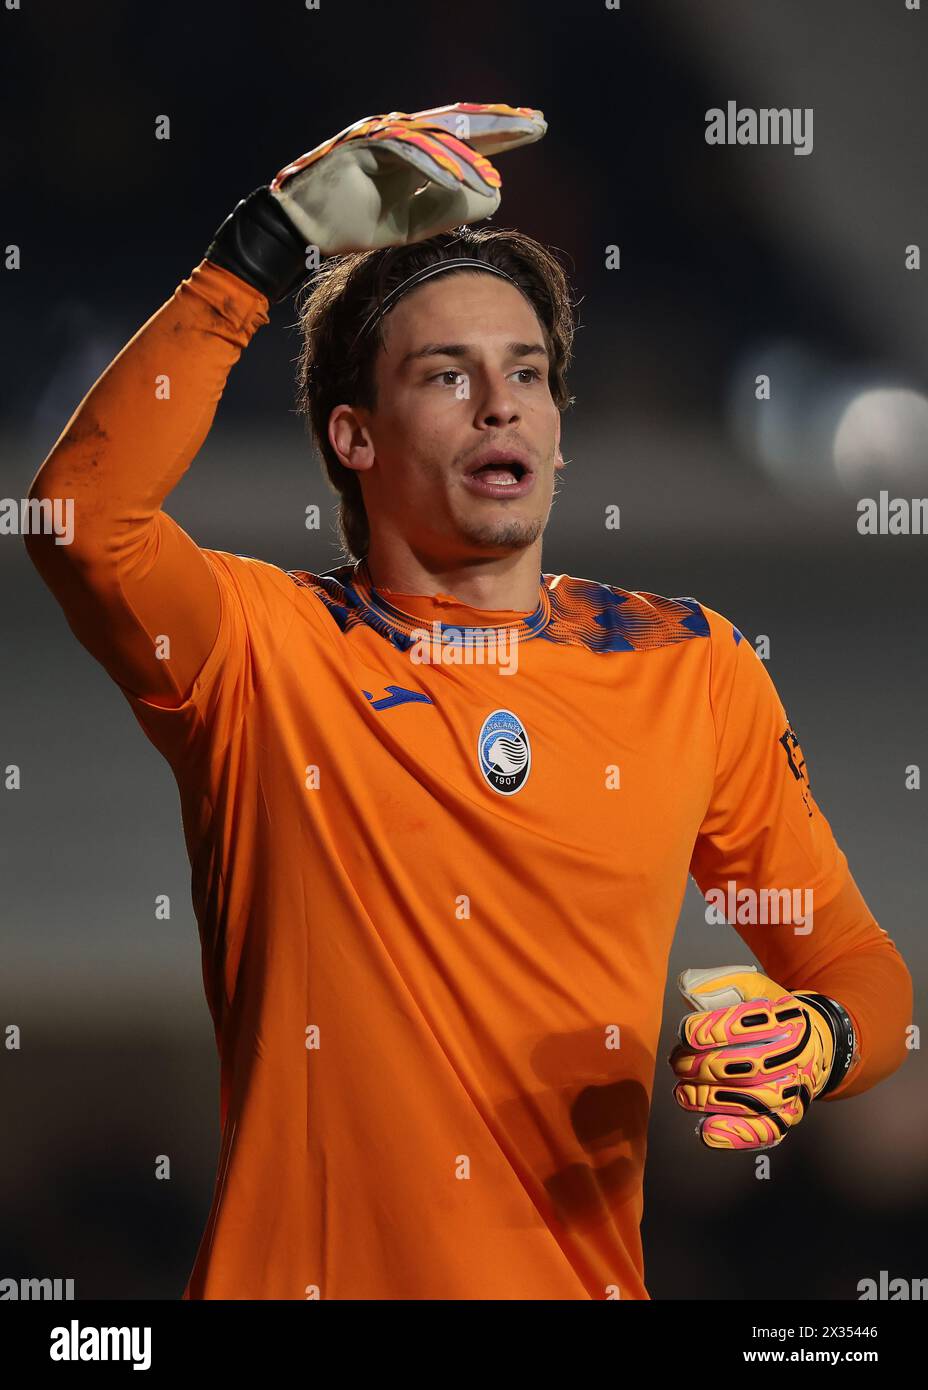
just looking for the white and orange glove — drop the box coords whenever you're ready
[205,102,546,303]
[668,965,858,1151]
[268,101,546,255]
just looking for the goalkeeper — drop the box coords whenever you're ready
[24,103,912,1300]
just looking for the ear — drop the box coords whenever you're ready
[329,403,376,474]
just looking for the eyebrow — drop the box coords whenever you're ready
[400,341,550,372]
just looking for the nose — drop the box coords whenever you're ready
[476,374,520,427]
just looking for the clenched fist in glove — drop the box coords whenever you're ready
[204,102,547,304]
[668,965,859,1151]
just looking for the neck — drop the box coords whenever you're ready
[360,544,544,612]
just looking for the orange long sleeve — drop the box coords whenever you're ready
[24,260,271,704]
[688,616,913,1102]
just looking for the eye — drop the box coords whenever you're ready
[432,369,467,386]
[513,367,542,383]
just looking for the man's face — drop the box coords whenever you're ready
[332,271,564,564]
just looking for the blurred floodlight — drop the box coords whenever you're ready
[832,387,928,494]
[727,338,928,499]
[726,338,838,495]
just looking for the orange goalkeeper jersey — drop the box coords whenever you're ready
[25,261,912,1300]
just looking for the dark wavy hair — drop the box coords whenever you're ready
[293,225,578,562]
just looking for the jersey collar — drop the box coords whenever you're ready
[350,557,552,643]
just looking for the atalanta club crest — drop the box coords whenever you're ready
[477,709,531,795]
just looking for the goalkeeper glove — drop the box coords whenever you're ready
[204,101,546,304]
[667,964,858,1151]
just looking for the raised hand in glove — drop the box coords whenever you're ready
[205,101,547,303]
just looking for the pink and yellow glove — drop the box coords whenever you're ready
[668,965,853,1151]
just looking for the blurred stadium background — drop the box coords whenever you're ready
[2,0,926,1298]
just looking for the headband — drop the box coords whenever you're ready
[350,258,521,352]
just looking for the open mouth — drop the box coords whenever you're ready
[469,460,529,485]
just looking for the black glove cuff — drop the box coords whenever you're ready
[797,993,858,1097]
[204,186,309,305]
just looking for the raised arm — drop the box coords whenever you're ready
[24,260,273,706]
[24,103,546,706]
